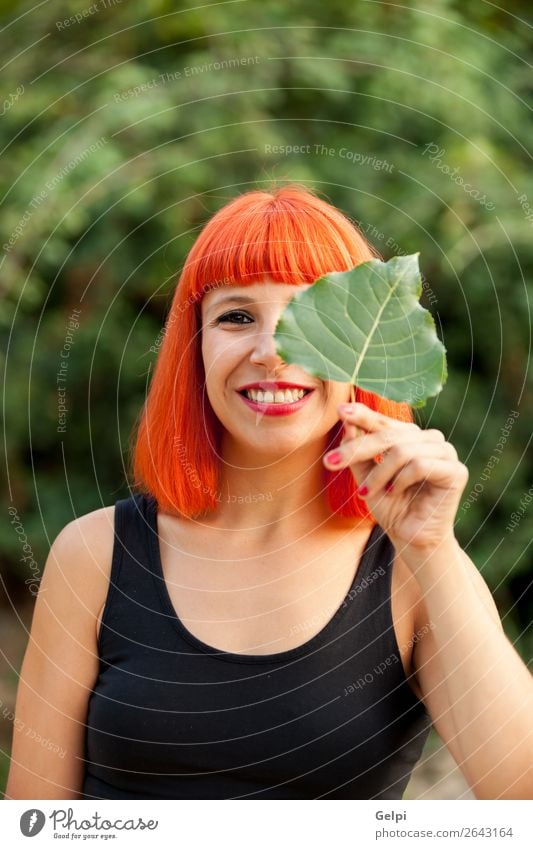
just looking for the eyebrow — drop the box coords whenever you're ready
[204,294,256,314]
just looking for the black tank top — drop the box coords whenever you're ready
[82,493,432,799]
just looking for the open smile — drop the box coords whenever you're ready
[236,382,315,416]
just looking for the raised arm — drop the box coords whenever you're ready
[5,507,114,800]
[404,540,533,799]
[324,401,533,799]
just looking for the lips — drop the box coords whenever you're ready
[236,385,314,416]
[236,381,314,392]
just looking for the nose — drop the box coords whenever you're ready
[249,330,286,373]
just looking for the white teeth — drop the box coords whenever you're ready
[244,388,307,404]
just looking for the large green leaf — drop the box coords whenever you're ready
[274,254,447,408]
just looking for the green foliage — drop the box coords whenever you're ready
[0,0,531,665]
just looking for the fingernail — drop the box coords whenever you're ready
[357,484,368,497]
[326,450,342,465]
[339,403,356,413]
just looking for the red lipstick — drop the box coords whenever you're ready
[237,381,314,391]
[236,385,315,417]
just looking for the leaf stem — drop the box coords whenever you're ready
[349,384,360,437]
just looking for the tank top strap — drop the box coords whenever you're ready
[123,490,157,561]
[340,522,399,649]
[111,490,156,577]
[342,522,395,607]
[97,491,164,658]
[358,522,393,583]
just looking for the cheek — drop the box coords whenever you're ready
[201,336,238,394]
[201,332,223,378]
[325,382,352,404]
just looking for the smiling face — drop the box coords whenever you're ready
[200,280,352,459]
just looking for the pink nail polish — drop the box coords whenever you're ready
[326,451,342,465]
[357,484,368,497]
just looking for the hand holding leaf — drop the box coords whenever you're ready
[273,254,462,553]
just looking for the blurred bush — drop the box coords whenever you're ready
[1,0,531,662]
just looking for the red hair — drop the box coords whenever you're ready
[131,185,413,520]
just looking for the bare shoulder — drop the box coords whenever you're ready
[53,506,117,647]
[48,505,116,616]
[53,504,115,554]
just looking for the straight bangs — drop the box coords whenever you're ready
[131,184,413,520]
[183,186,378,295]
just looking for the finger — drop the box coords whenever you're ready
[337,401,414,434]
[327,417,450,469]
[424,428,448,444]
[356,442,459,498]
[340,418,358,443]
[341,416,364,445]
[324,428,417,470]
[383,457,468,498]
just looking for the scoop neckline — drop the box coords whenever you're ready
[145,495,381,665]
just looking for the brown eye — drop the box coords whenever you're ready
[216,311,253,324]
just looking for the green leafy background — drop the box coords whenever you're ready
[1,0,531,798]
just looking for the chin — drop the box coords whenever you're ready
[237,427,327,458]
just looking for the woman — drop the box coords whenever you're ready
[6,185,532,800]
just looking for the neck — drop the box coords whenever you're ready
[203,434,355,538]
